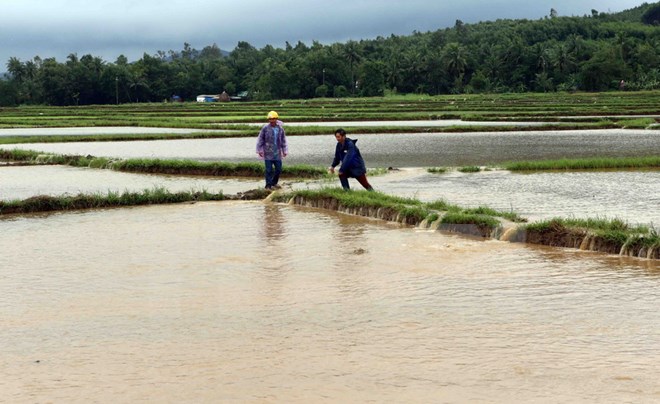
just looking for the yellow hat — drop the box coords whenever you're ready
[267,111,279,119]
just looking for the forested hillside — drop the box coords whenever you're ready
[1,2,658,106]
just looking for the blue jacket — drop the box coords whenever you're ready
[331,138,367,177]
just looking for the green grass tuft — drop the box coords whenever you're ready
[458,166,481,173]
[0,187,225,215]
[504,156,660,171]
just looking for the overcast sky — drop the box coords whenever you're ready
[1,0,646,65]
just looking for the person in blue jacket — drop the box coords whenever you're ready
[329,128,374,191]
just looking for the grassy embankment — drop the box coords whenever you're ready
[0,188,227,215]
[273,187,525,225]
[0,148,327,178]
[522,218,659,257]
[503,156,660,171]
[275,188,659,258]
[0,91,658,144]
[4,149,658,178]
[426,156,660,174]
[2,185,656,258]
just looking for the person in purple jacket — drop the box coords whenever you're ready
[256,110,288,189]
[329,128,374,191]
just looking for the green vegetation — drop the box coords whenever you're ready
[616,117,657,128]
[427,167,448,174]
[426,199,526,223]
[523,217,660,253]
[525,217,645,234]
[0,131,252,145]
[2,2,660,107]
[458,166,481,173]
[440,212,501,228]
[0,149,327,178]
[111,158,326,178]
[281,188,525,225]
[291,187,422,208]
[0,91,657,140]
[287,187,429,223]
[0,188,225,215]
[281,189,658,257]
[462,206,525,223]
[504,156,660,171]
[425,212,440,223]
[2,185,656,258]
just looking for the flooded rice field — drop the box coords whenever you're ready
[1,128,658,226]
[0,165,261,201]
[383,168,660,226]
[0,126,215,137]
[0,120,544,138]
[1,128,660,402]
[2,128,658,167]
[2,203,659,402]
[2,165,658,228]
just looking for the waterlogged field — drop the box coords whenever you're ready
[1,94,660,402]
[0,91,658,138]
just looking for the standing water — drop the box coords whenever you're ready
[1,202,659,402]
[2,128,658,166]
[1,128,660,402]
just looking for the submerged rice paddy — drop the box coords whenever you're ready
[3,93,660,402]
[0,91,658,142]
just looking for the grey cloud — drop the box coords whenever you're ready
[0,0,645,65]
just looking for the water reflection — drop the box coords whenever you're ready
[3,128,658,167]
[2,163,658,229]
[0,165,261,201]
[1,203,658,402]
[2,127,660,402]
[260,204,287,242]
[375,168,660,226]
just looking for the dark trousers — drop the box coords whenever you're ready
[264,159,282,187]
[339,173,373,191]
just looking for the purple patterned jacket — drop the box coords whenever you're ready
[256,120,288,160]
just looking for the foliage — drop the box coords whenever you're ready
[504,156,660,171]
[427,167,448,174]
[0,187,225,214]
[0,149,327,178]
[3,2,660,106]
[523,217,659,252]
[440,212,500,228]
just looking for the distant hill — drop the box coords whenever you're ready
[605,1,660,23]
[2,1,659,106]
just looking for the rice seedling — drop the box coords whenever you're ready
[0,188,225,215]
[427,167,447,174]
[440,212,501,228]
[504,156,660,171]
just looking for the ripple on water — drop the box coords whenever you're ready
[1,202,659,402]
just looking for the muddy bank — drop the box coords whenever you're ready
[2,187,656,260]
[0,149,326,179]
[287,194,423,225]
[0,189,268,216]
[285,194,659,260]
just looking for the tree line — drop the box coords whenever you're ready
[1,2,659,106]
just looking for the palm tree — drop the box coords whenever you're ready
[443,43,467,83]
[551,44,577,74]
[384,46,403,90]
[343,41,361,93]
[6,57,25,81]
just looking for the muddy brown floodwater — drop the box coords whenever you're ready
[1,128,659,402]
[1,202,659,403]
